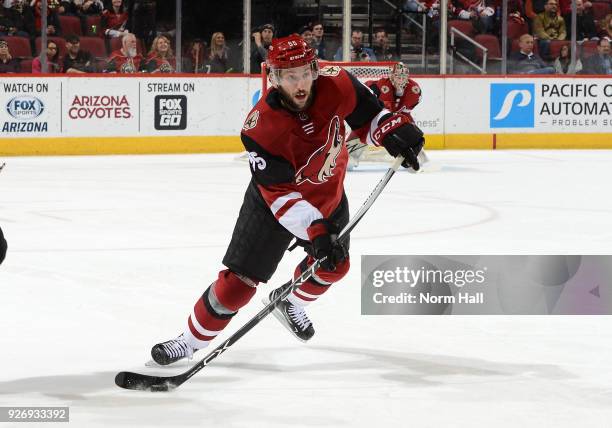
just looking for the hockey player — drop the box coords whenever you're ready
[366,62,421,121]
[150,35,424,365]
[347,62,423,168]
[0,226,6,265]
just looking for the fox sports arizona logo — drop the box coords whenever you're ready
[6,96,45,120]
[490,84,535,128]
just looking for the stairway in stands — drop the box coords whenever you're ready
[293,0,440,73]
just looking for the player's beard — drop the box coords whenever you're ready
[277,86,314,112]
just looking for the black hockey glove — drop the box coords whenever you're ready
[306,219,348,272]
[371,113,424,170]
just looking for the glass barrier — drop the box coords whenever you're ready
[445,0,610,75]
[7,0,609,75]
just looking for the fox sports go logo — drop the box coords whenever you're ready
[6,96,45,120]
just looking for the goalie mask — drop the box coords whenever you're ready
[390,62,410,95]
[266,34,319,88]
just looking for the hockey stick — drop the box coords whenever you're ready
[115,155,405,392]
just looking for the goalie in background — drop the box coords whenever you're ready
[346,62,428,169]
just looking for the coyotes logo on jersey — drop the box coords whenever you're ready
[243,110,260,131]
[319,65,341,77]
[295,116,343,185]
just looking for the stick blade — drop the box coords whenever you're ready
[115,371,177,392]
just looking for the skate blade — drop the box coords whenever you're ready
[262,296,309,343]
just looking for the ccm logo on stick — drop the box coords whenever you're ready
[154,95,187,130]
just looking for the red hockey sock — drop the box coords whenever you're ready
[184,270,258,349]
[288,256,350,306]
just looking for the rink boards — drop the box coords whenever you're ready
[0,74,610,155]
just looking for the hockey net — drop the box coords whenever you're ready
[255,61,398,165]
[260,61,396,92]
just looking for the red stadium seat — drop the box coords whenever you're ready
[475,34,502,60]
[591,1,611,20]
[109,36,121,53]
[549,40,570,59]
[448,20,476,37]
[3,36,32,58]
[59,15,82,36]
[78,36,107,58]
[35,36,67,58]
[580,40,599,58]
[85,15,102,36]
[507,20,529,40]
[19,58,33,73]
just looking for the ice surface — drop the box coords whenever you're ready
[0,151,611,427]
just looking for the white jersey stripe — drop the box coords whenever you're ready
[270,192,303,216]
[277,199,323,240]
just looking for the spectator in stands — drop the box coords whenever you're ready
[558,0,592,25]
[525,0,547,19]
[127,0,156,50]
[59,0,104,16]
[452,0,496,34]
[183,38,206,73]
[144,34,175,73]
[33,0,62,36]
[582,37,611,74]
[311,22,328,59]
[63,34,94,73]
[372,28,395,61]
[553,43,582,73]
[506,0,527,25]
[101,0,128,39]
[299,25,315,49]
[0,38,21,72]
[333,29,376,61]
[564,0,598,41]
[598,14,612,41]
[250,23,274,73]
[533,0,566,59]
[2,0,35,38]
[0,5,12,35]
[105,32,142,73]
[32,39,62,72]
[205,31,231,73]
[59,0,103,36]
[508,33,555,73]
[404,0,429,13]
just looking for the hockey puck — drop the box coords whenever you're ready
[150,384,169,392]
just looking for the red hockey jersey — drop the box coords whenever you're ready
[241,67,386,240]
[364,77,422,121]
